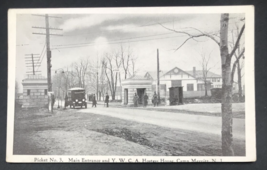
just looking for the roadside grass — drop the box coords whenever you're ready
[13,107,245,156]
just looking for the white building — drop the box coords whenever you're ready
[144,67,222,99]
[21,75,49,108]
[186,67,222,88]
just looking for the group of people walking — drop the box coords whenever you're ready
[91,93,110,108]
[133,91,159,107]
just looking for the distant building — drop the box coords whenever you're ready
[121,75,153,106]
[144,67,222,99]
[21,75,48,108]
[186,67,222,88]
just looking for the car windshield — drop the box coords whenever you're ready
[71,90,85,100]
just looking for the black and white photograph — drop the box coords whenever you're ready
[7,6,255,162]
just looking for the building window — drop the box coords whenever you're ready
[212,78,217,82]
[187,84,194,91]
[27,89,31,95]
[44,89,47,95]
[217,79,220,82]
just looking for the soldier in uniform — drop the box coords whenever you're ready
[105,93,109,107]
[64,94,68,108]
[92,94,97,107]
[133,93,139,107]
[144,93,148,107]
[153,91,158,107]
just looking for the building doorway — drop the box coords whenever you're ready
[124,89,128,105]
[137,88,145,104]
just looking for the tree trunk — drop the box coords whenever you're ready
[220,13,234,156]
[204,81,208,97]
[237,61,242,102]
[112,92,115,100]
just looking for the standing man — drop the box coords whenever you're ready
[64,94,68,109]
[133,93,139,107]
[144,93,148,107]
[52,94,55,108]
[92,94,97,107]
[153,91,158,107]
[105,93,109,107]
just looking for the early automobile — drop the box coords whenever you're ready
[66,87,87,108]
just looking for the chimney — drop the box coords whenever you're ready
[193,67,196,77]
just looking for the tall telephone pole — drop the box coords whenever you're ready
[157,48,160,104]
[32,14,63,91]
[25,54,40,75]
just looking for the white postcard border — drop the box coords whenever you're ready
[6,6,256,163]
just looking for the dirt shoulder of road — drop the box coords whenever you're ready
[108,103,245,119]
[13,107,245,156]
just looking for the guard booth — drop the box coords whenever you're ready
[121,75,153,106]
[169,87,183,105]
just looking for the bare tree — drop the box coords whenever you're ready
[199,50,213,97]
[230,26,245,102]
[120,45,131,79]
[102,53,119,101]
[52,73,63,99]
[99,59,109,101]
[160,14,245,156]
[72,58,91,88]
[128,57,138,77]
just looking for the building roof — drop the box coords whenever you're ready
[145,67,221,80]
[68,87,85,91]
[144,71,165,80]
[186,70,221,78]
[128,75,151,80]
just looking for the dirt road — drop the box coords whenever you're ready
[79,107,245,140]
[13,107,245,156]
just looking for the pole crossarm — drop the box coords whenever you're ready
[32,26,63,30]
[33,33,63,36]
[32,14,62,19]
[25,54,39,56]
[25,57,40,58]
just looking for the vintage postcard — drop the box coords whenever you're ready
[7,6,255,163]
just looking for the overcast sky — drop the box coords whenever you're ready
[15,13,245,92]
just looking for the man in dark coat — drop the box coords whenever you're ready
[144,93,148,107]
[64,94,68,108]
[133,93,139,107]
[52,94,55,108]
[153,91,158,107]
[105,93,109,107]
[92,94,97,107]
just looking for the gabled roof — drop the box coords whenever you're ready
[186,70,221,78]
[144,71,165,80]
[163,67,195,78]
[145,67,221,80]
[128,75,150,80]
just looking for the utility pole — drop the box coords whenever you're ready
[157,48,160,104]
[25,54,40,75]
[96,71,99,100]
[32,14,63,91]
